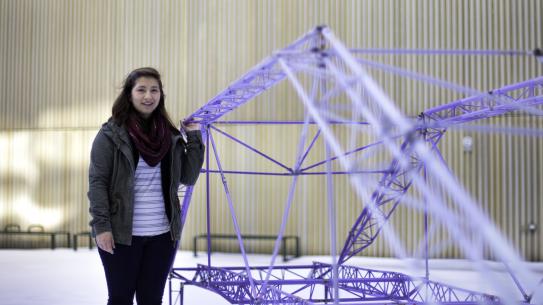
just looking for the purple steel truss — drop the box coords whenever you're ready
[170,263,504,305]
[338,77,543,264]
[171,26,543,305]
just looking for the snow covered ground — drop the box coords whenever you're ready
[1,249,542,305]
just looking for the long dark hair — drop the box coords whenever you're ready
[112,67,176,130]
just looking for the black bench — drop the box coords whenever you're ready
[0,224,71,249]
[72,231,94,251]
[193,234,300,262]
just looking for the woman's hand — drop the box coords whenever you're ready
[96,231,115,254]
[181,121,201,132]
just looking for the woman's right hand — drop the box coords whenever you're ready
[96,231,115,254]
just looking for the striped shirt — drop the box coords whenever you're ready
[131,157,170,236]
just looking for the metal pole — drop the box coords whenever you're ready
[205,124,212,267]
[168,274,172,305]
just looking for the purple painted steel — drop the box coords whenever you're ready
[300,139,385,172]
[423,167,429,282]
[213,120,370,125]
[338,78,543,265]
[314,263,502,304]
[354,56,480,96]
[172,26,540,305]
[205,127,212,267]
[179,185,193,227]
[170,263,503,304]
[325,132,340,301]
[208,131,258,296]
[259,111,318,298]
[350,48,530,56]
[257,174,300,300]
[428,96,543,127]
[338,135,425,264]
[202,169,388,176]
[448,124,543,137]
[423,77,543,123]
[186,29,322,125]
[210,125,293,173]
[298,129,321,168]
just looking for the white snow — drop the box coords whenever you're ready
[0,249,542,305]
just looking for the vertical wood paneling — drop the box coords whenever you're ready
[0,0,541,260]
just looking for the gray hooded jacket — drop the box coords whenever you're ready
[87,119,205,245]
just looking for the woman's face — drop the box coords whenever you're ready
[130,77,161,118]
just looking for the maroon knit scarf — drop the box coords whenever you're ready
[126,113,172,167]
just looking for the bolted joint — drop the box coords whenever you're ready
[315,25,327,32]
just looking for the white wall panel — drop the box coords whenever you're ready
[0,0,541,260]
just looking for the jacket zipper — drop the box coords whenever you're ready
[169,136,180,242]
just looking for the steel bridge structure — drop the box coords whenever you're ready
[170,26,543,305]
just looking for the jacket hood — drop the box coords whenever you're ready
[101,119,132,148]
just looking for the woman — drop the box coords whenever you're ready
[88,67,205,305]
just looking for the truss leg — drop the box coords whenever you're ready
[180,283,184,305]
[168,274,172,305]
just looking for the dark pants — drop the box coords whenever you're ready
[98,232,178,305]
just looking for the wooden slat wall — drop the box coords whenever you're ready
[0,0,541,259]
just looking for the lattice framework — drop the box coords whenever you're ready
[172,26,543,305]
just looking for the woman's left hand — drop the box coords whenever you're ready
[182,121,201,131]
